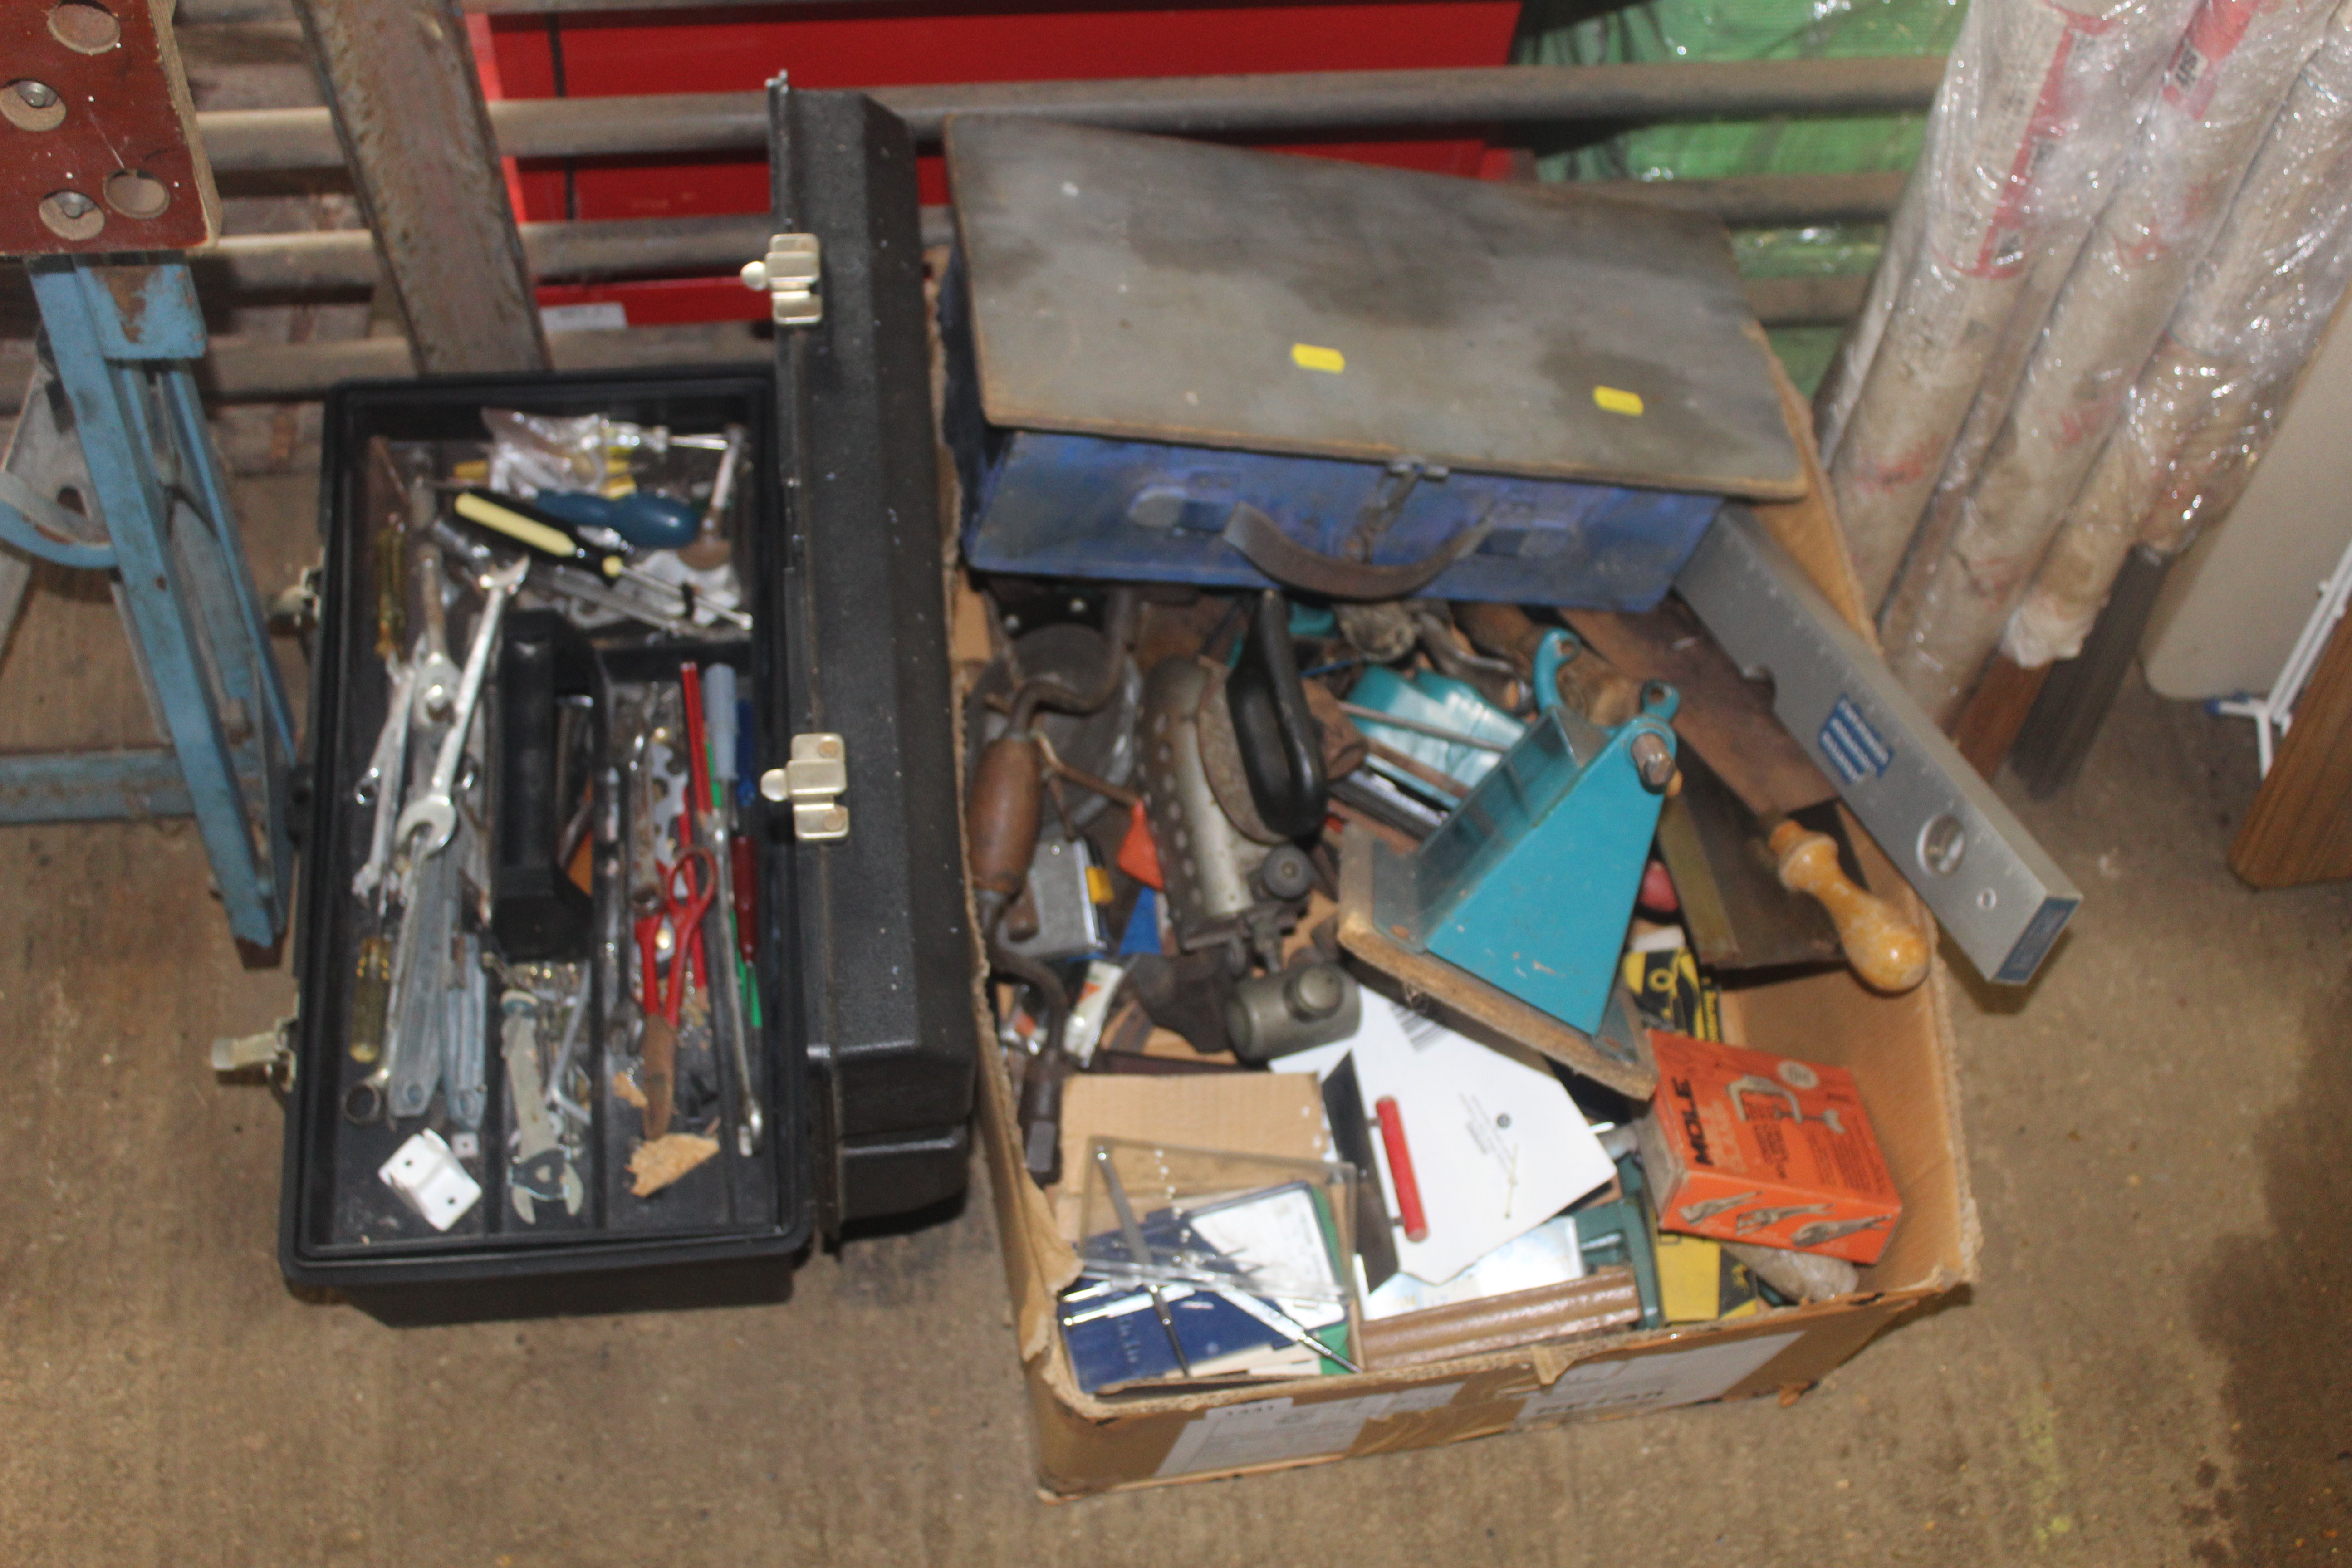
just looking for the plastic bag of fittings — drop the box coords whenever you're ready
[1061,1137,1361,1392]
[484,407,611,496]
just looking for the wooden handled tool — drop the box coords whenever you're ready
[1767,820,1929,993]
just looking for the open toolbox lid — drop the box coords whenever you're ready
[767,86,979,1232]
[946,116,1807,500]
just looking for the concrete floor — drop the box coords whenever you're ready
[1,470,2347,1567]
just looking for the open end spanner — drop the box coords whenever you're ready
[348,838,455,1125]
[351,656,417,907]
[410,540,461,728]
[395,559,528,857]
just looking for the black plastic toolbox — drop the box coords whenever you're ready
[279,88,973,1324]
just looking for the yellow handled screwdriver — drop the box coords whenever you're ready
[451,489,750,630]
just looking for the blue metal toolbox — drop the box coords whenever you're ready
[942,118,1805,608]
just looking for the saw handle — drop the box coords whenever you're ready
[1768,821,1930,994]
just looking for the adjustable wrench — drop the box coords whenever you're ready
[502,989,584,1223]
[396,559,529,856]
[545,968,594,1135]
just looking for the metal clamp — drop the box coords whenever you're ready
[760,732,848,841]
[740,233,822,326]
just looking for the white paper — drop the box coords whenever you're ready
[1362,1215,1586,1321]
[1155,1383,1467,1478]
[1513,1330,1803,1426]
[1184,1184,1343,1305]
[1278,996,1616,1285]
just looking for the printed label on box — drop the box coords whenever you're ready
[1642,1032,1902,1264]
[1156,1383,1464,1478]
[1512,1331,1801,1426]
[1375,1381,1465,1417]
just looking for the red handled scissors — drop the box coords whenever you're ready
[634,844,716,1026]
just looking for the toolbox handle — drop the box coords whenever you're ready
[1221,502,1491,602]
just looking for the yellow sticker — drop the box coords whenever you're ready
[1291,343,1346,374]
[1594,385,1645,416]
[1084,865,1113,904]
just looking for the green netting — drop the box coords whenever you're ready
[1515,0,1966,389]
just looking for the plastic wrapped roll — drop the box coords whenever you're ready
[2006,0,2352,666]
[1881,0,2339,714]
[1815,145,1932,464]
[1824,0,2209,611]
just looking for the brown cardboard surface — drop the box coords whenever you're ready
[1017,1284,1949,1495]
[984,817,1973,1494]
[1723,965,1975,1293]
[1050,1072,1332,1243]
[955,618,1082,1362]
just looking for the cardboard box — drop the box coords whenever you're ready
[1638,1033,1903,1265]
[951,366,1981,1496]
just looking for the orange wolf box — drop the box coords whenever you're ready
[1638,1031,1902,1265]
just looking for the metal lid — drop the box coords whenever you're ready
[947,117,1804,500]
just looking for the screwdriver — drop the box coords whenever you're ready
[451,489,750,630]
[689,661,764,1153]
[703,663,760,971]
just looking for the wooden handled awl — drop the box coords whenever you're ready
[1767,821,1929,993]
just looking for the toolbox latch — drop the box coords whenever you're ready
[210,1015,296,1093]
[763,733,848,841]
[740,234,823,327]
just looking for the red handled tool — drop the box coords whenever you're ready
[633,844,717,1025]
[1373,1095,1430,1244]
[730,837,757,962]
